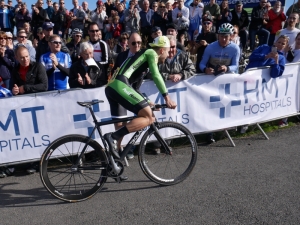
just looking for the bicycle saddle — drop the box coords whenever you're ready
[77,100,104,107]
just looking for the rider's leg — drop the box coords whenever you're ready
[114,121,127,150]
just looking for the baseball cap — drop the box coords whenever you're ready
[236,1,243,5]
[42,22,54,30]
[97,0,103,6]
[149,36,170,48]
[151,26,161,34]
[37,27,43,33]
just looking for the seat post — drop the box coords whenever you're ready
[88,106,98,123]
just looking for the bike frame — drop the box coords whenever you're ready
[75,105,171,165]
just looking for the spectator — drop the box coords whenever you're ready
[192,16,217,73]
[266,1,286,46]
[88,22,109,77]
[31,0,48,38]
[0,0,13,32]
[15,3,31,30]
[112,15,122,39]
[69,42,106,88]
[231,1,249,50]
[36,22,69,61]
[231,25,241,47]
[70,0,85,31]
[152,1,158,12]
[152,2,168,35]
[0,31,15,89]
[116,2,125,27]
[200,23,240,75]
[45,0,54,21]
[203,0,220,31]
[105,0,116,18]
[6,0,15,33]
[51,2,64,37]
[246,35,287,78]
[10,45,48,95]
[58,0,68,38]
[132,0,141,12]
[151,26,162,40]
[139,0,153,42]
[5,31,14,50]
[111,32,129,60]
[274,13,300,49]
[216,0,232,33]
[14,30,36,62]
[91,0,107,33]
[66,28,82,62]
[104,16,113,41]
[40,34,71,90]
[188,0,202,42]
[165,0,173,23]
[23,22,34,42]
[286,0,300,29]
[124,0,140,35]
[248,0,270,50]
[172,0,189,37]
[166,22,185,52]
[82,1,92,39]
[157,35,195,82]
[291,32,300,62]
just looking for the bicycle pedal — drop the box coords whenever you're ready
[113,175,128,183]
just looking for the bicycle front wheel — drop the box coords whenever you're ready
[138,121,197,186]
[40,135,108,202]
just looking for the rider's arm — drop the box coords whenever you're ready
[146,50,168,96]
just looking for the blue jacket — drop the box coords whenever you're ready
[246,44,285,78]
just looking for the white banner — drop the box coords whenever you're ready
[1,63,299,165]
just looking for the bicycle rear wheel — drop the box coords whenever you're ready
[138,121,197,186]
[40,134,108,202]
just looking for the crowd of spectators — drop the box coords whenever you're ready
[1,0,300,177]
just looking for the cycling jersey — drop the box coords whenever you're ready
[106,48,168,118]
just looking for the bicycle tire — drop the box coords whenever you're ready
[40,134,108,202]
[138,121,197,186]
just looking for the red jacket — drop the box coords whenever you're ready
[112,23,122,38]
[266,10,286,34]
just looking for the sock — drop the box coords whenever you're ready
[111,126,129,140]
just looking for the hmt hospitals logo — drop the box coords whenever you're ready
[209,83,241,119]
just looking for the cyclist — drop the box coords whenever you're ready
[104,35,177,159]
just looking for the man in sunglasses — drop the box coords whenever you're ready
[31,0,48,39]
[192,16,217,73]
[104,35,177,163]
[40,34,71,91]
[14,30,36,62]
[36,22,69,61]
[66,28,83,63]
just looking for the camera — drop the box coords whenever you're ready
[214,65,224,76]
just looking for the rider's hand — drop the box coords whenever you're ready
[149,101,160,111]
[164,95,177,109]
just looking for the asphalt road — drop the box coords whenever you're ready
[1,125,300,225]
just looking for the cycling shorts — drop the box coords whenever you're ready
[105,78,149,118]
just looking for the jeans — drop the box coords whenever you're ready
[249,28,270,50]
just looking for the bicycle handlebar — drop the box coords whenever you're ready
[152,104,168,110]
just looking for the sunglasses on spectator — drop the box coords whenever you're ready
[0,44,5,48]
[6,37,12,40]
[89,30,99,33]
[51,40,62,45]
[18,36,27,39]
[160,6,165,8]
[0,37,5,40]
[131,41,142,46]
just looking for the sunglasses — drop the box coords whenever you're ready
[160,6,165,8]
[6,37,12,40]
[170,45,176,49]
[75,35,82,38]
[131,41,142,46]
[0,44,6,48]
[51,40,62,45]
[18,36,27,39]
[0,37,5,40]
[89,30,99,33]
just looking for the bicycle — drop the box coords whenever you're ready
[40,100,198,202]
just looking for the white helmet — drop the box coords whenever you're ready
[218,23,234,35]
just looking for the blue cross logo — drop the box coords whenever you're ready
[209,83,241,119]
[72,100,111,139]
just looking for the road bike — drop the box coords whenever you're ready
[40,100,198,202]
